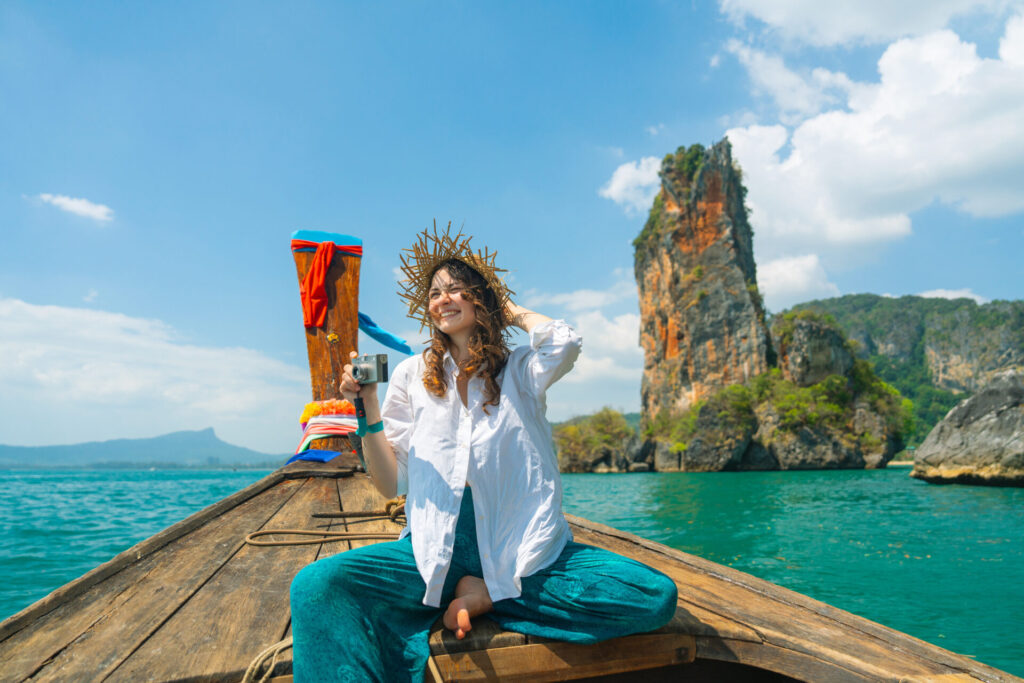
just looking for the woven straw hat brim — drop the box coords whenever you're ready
[397,221,515,331]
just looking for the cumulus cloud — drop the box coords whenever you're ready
[523,269,636,313]
[918,288,990,303]
[719,0,1010,46]
[725,40,854,121]
[36,193,114,222]
[646,123,666,136]
[757,254,840,311]
[727,17,1024,262]
[526,273,644,420]
[599,156,661,215]
[0,297,308,452]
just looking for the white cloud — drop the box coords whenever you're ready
[0,297,308,452]
[727,17,1024,261]
[83,289,98,303]
[526,273,644,420]
[522,269,636,313]
[598,156,661,215]
[36,193,114,222]
[719,0,1010,46]
[1002,12,1024,63]
[645,123,666,136]
[918,288,990,303]
[758,254,840,311]
[725,40,854,121]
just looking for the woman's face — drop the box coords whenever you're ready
[428,267,477,337]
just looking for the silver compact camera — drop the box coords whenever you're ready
[351,354,388,384]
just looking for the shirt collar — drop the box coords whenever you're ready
[442,350,458,376]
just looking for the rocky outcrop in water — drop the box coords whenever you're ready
[554,409,651,473]
[644,311,906,472]
[634,140,772,421]
[911,370,1024,486]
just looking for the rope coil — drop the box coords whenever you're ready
[243,497,406,547]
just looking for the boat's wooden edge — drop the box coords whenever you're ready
[565,513,1015,682]
[431,632,697,682]
[0,457,356,643]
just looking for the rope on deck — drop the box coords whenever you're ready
[243,496,406,546]
[241,636,292,683]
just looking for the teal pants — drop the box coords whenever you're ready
[290,489,678,682]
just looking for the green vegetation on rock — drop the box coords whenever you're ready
[633,191,664,248]
[786,294,1024,446]
[646,366,911,453]
[673,143,705,183]
[633,143,708,250]
[553,408,635,472]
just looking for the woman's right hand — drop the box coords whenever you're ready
[340,351,379,403]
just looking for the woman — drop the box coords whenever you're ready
[290,225,677,682]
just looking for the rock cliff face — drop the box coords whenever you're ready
[790,295,1024,395]
[774,316,855,388]
[911,370,1024,486]
[634,141,772,421]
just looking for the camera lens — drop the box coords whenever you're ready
[352,367,364,380]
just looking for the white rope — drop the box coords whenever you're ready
[242,636,293,683]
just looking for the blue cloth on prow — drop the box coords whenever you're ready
[359,311,413,355]
[286,449,343,465]
[290,229,363,250]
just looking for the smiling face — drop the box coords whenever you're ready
[428,267,477,339]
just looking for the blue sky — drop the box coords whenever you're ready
[2,1,1022,453]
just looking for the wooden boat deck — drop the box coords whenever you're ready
[0,455,1017,682]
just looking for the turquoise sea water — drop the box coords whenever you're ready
[1,468,1021,676]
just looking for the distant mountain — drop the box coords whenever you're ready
[0,428,287,469]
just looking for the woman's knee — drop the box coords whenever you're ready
[290,555,359,608]
[648,570,678,623]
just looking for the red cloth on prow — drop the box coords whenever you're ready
[300,241,335,327]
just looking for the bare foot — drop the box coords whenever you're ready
[443,575,493,639]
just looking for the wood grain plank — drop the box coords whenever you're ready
[429,615,528,656]
[103,477,338,682]
[696,636,871,683]
[335,474,404,551]
[293,247,360,454]
[1,478,301,683]
[432,633,696,682]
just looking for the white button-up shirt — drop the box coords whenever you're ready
[381,319,582,607]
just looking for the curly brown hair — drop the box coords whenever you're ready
[422,258,512,411]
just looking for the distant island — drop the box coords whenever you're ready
[554,139,1022,476]
[0,428,287,470]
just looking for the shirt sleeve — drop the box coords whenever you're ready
[381,359,413,496]
[523,319,583,396]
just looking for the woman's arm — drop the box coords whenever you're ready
[340,352,400,499]
[507,301,552,334]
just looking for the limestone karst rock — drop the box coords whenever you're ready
[634,140,772,422]
[790,294,1024,395]
[772,315,855,388]
[911,370,1024,486]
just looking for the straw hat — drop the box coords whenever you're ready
[397,220,515,330]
